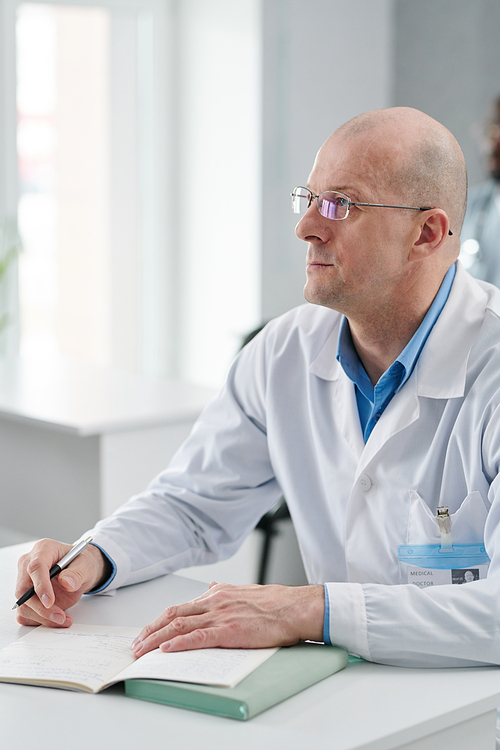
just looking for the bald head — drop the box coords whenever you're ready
[334,107,468,237]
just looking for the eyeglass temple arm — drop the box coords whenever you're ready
[351,202,453,236]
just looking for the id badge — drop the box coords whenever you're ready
[398,544,490,588]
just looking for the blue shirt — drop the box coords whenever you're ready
[336,264,456,442]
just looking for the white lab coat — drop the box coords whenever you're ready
[89,261,500,669]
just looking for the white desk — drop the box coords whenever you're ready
[0,357,216,541]
[1,543,500,750]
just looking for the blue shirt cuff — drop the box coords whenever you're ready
[323,583,332,645]
[84,542,117,594]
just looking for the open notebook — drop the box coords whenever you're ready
[0,624,277,693]
[0,623,349,719]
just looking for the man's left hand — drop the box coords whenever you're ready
[131,583,325,656]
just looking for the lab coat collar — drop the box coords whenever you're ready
[309,320,342,381]
[415,262,489,399]
[310,262,489,401]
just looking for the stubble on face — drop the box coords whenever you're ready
[300,130,410,317]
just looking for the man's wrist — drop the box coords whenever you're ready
[294,584,325,642]
[86,542,116,593]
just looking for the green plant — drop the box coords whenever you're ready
[0,217,22,333]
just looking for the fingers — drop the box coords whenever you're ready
[141,616,221,655]
[159,627,220,653]
[16,608,74,628]
[16,539,72,609]
[131,585,243,655]
[15,539,107,627]
[132,600,209,655]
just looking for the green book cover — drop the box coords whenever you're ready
[124,642,348,720]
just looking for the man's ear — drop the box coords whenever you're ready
[410,210,451,260]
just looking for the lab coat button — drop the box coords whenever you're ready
[359,474,372,491]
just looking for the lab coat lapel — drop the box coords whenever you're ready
[416,263,488,399]
[356,377,420,475]
[335,370,365,460]
[356,264,488,474]
[310,322,365,460]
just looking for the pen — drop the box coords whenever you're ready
[12,535,93,610]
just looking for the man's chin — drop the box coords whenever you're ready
[304,284,340,311]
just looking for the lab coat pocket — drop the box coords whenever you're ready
[406,490,488,545]
[399,491,490,586]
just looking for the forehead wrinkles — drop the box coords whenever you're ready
[315,131,403,200]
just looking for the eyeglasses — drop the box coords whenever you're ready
[291,187,453,235]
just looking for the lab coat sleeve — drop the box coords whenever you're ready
[325,578,500,668]
[87,332,283,592]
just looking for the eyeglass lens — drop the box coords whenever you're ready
[292,188,349,220]
[318,193,349,220]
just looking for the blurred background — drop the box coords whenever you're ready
[0,0,499,580]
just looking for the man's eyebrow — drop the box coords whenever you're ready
[305,184,358,197]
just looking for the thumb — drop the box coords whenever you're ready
[58,545,107,593]
[58,567,84,592]
[58,556,94,592]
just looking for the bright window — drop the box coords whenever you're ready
[17,3,112,364]
[5,0,261,388]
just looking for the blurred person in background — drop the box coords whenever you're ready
[460,96,500,285]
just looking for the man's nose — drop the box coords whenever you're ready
[295,201,330,243]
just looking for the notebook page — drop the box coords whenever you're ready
[0,624,139,692]
[0,604,26,650]
[118,644,278,688]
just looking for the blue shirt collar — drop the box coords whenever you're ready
[337,263,456,393]
[336,264,456,442]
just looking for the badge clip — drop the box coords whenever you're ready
[436,506,453,550]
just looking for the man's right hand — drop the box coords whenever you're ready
[15,538,108,628]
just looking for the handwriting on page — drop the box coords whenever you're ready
[0,624,278,692]
[120,645,278,688]
[0,625,139,691]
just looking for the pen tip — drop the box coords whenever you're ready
[12,604,18,611]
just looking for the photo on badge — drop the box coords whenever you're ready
[452,568,480,584]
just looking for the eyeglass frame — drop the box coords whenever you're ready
[291,186,453,236]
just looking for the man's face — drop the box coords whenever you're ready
[295,131,417,319]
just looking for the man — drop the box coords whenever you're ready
[15,107,500,670]
[460,96,500,285]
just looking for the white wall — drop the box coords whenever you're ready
[176,0,262,388]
